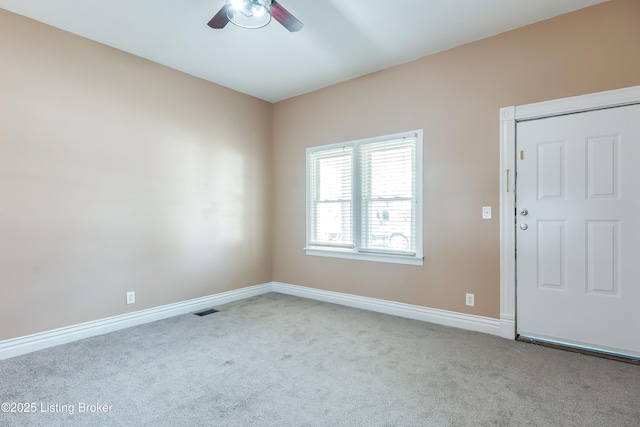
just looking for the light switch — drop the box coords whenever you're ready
[482,206,492,219]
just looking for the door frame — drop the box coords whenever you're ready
[498,85,640,340]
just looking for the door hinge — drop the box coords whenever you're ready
[519,150,525,160]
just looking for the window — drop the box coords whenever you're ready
[306,130,423,265]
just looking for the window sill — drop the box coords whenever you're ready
[304,247,424,266]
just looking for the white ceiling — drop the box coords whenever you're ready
[0,0,607,103]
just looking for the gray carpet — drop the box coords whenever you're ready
[0,293,638,426]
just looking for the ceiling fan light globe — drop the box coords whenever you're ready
[229,0,246,11]
[226,0,272,29]
[253,5,265,17]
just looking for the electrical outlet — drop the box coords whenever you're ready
[482,206,492,219]
[466,293,475,307]
[126,291,135,305]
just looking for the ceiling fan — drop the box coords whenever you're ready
[208,0,303,32]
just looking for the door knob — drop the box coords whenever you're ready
[520,223,528,230]
[520,208,529,216]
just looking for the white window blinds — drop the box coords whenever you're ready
[306,130,422,264]
[307,146,354,248]
[360,137,416,255]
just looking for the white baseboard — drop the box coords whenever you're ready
[0,281,508,361]
[500,314,516,339]
[271,282,502,337]
[0,283,271,361]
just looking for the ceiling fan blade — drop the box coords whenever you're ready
[271,0,303,32]
[208,4,229,29]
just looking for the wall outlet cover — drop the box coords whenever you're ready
[482,206,492,219]
[466,293,475,307]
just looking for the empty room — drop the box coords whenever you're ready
[1,0,639,425]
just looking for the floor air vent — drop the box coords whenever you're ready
[194,308,219,316]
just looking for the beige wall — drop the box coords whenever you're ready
[1,0,639,342]
[0,10,273,340]
[272,0,640,318]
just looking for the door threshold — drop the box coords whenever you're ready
[517,335,640,365]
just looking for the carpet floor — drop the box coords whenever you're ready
[1,293,639,426]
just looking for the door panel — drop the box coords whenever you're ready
[586,221,619,296]
[537,141,565,200]
[587,136,619,198]
[516,104,640,357]
[537,220,565,290]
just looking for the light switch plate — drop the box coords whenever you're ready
[482,206,492,219]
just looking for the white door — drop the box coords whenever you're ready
[516,104,640,358]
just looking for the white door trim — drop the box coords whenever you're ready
[499,85,640,340]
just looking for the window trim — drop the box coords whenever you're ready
[305,129,423,265]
